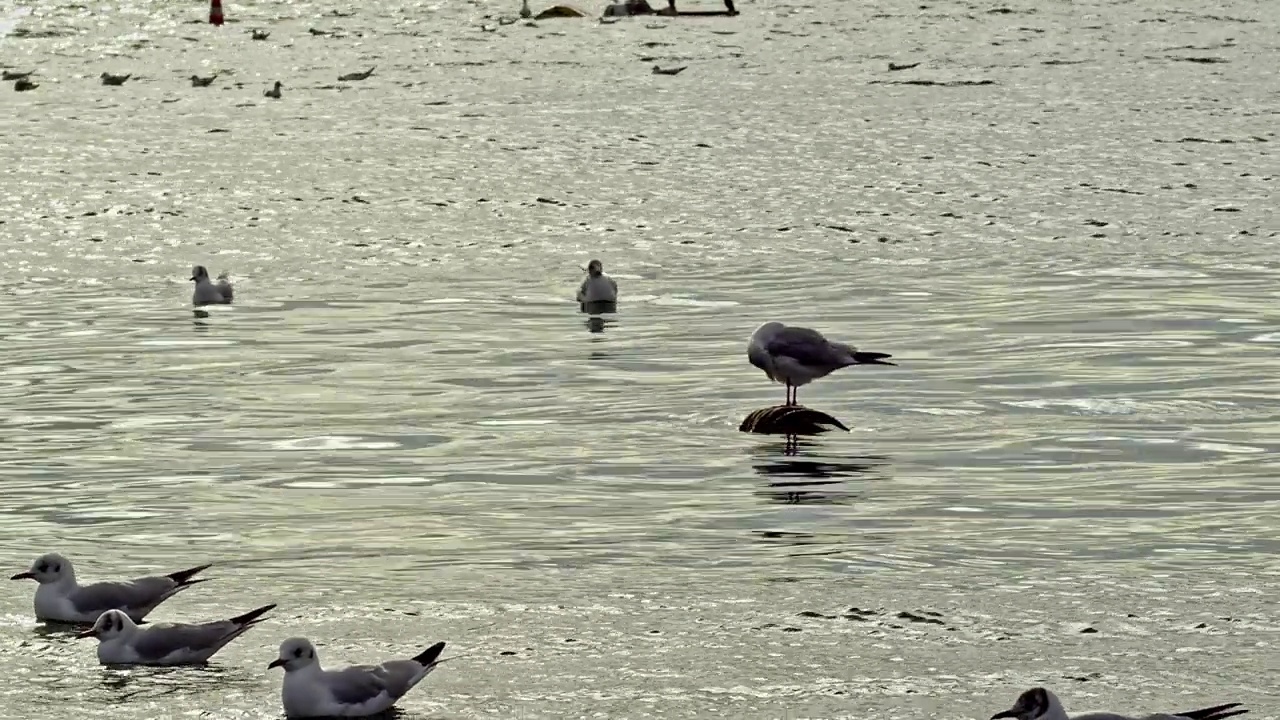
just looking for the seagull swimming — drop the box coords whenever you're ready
[191,265,233,306]
[77,604,276,665]
[264,80,283,99]
[10,553,212,624]
[747,321,894,406]
[991,687,1249,720]
[577,259,618,304]
[269,637,449,718]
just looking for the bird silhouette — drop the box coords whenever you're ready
[652,65,687,76]
[190,73,217,87]
[100,72,131,86]
[337,66,375,81]
[14,78,38,91]
[264,80,283,99]
[888,61,920,71]
[2,69,33,81]
[250,29,270,40]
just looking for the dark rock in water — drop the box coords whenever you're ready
[739,405,850,435]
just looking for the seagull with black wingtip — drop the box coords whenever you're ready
[990,687,1249,720]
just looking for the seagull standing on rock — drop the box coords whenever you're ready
[747,321,894,406]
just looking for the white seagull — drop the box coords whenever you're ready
[191,264,234,306]
[576,259,618,304]
[746,321,894,406]
[77,604,276,665]
[269,637,449,718]
[990,687,1249,720]
[10,553,212,624]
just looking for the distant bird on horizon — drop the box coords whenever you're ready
[2,69,33,81]
[264,80,283,99]
[191,73,217,87]
[14,78,37,91]
[191,265,234,306]
[337,66,375,82]
[250,29,271,40]
[652,65,686,75]
[888,61,921,71]
[577,259,618,305]
[100,72,131,86]
[747,322,894,407]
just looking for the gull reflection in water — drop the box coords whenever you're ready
[750,435,889,504]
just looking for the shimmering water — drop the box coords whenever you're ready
[2,0,1278,717]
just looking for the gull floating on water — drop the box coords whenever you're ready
[14,77,37,91]
[269,637,448,718]
[338,66,375,82]
[577,259,618,304]
[652,65,687,75]
[100,72,130,86]
[191,73,217,87]
[991,687,1249,720]
[747,321,894,406]
[2,69,33,81]
[251,29,271,40]
[264,80,283,99]
[77,604,276,665]
[10,553,212,624]
[191,265,233,306]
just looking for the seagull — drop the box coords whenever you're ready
[264,80,283,99]
[2,69,33,80]
[888,61,921,71]
[10,553,212,624]
[520,0,533,18]
[191,73,217,87]
[269,637,448,718]
[77,604,276,665]
[991,687,1249,720]
[191,265,234,306]
[14,78,37,91]
[652,65,687,75]
[747,321,894,406]
[100,72,131,86]
[337,66,375,82]
[576,259,618,304]
[250,29,271,40]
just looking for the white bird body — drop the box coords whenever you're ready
[271,637,448,718]
[990,687,1249,720]
[78,604,275,665]
[10,553,211,624]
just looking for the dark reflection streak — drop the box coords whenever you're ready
[749,435,890,505]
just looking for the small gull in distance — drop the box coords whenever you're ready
[747,321,894,406]
[191,265,233,306]
[653,65,687,75]
[77,604,276,665]
[2,69,34,80]
[191,73,217,87]
[100,72,130,86]
[577,259,618,304]
[10,553,212,624]
[990,687,1248,720]
[338,66,375,82]
[14,78,37,91]
[269,637,448,718]
[265,80,283,99]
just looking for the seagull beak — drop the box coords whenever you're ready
[989,711,1019,720]
[75,628,98,639]
[9,571,33,580]
[267,658,286,669]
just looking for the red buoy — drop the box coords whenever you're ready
[209,0,224,25]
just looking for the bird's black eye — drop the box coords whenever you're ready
[37,563,48,572]
[293,647,303,657]
[52,564,60,572]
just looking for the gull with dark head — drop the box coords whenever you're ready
[269,637,449,718]
[77,603,276,665]
[991,687,1248,720]
[10,553,212,624]
[747,321,894,406]
[191,265,233,306]
[577,259,618,304]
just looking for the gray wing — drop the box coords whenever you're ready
[608,277,618,295]
[378,659,428,698]
[765,326,846,366]
[1072,714,1132,720]
[68,578,174,615]
[131,621,236,660]
[576,278,589,302]
[326,666,391,706]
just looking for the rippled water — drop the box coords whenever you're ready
[2,0,1278,718]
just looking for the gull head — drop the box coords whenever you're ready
[269,637,318,671]
[191,265,210,282]
[586,259,603,277]
[76,609,136,641]
[991,688,1062,720]
[10,552,73,584]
